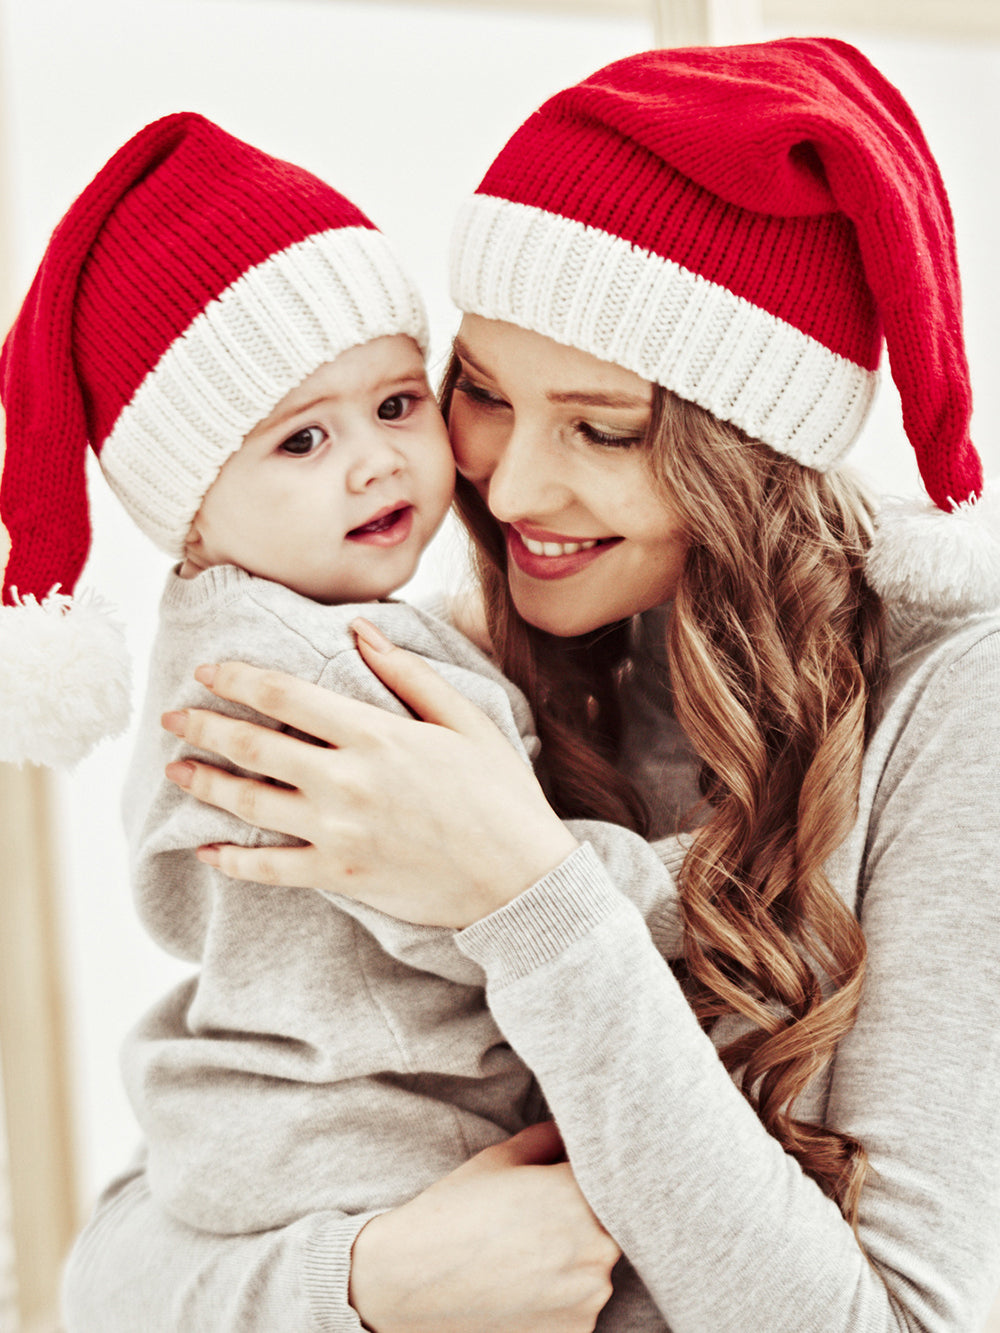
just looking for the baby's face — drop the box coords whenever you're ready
[183,336,455,603]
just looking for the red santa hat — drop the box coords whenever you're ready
[451,37,999,612]
[0,111,427,766]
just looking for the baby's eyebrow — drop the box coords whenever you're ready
[252,395,331,435]
[375,367,429,386]
[259,370,428,433]
[278,395,329,418]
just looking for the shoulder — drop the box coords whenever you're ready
[881,600,1000,721]
[864,600,1000,822]
[151,567,337,682]
[353,600,537,747]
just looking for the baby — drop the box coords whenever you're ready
[0,113,682,1329]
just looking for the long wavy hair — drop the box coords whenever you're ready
[442,355,888,1226]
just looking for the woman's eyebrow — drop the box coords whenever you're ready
[454,339,648,410]
[547,390,650,408]
[452,338,494,379]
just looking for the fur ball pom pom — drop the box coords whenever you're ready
[866,482,1000,615]
[0,587,132,767]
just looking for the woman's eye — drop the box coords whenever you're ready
[454,376,508,410]
[576,421,646,450]
[278,425,326,456]
[377,393,415,422]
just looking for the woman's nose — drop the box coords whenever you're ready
[484,425,569,523]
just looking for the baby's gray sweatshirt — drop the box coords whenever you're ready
[64,582,1000,1332]
[117,564,680,1327]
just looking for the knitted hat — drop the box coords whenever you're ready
[451,37,999,613]
[0,111,428,766]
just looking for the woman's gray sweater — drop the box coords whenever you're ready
[62,573,1000,1332]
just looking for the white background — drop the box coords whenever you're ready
[1,0,997,1212]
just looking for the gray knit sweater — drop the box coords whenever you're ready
[63,578,1000,1333]
[102,566,678,1327]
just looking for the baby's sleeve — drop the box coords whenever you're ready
[63,1150,377,1333]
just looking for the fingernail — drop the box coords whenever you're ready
[165,760,195,788]
[161,710,188,737]
[351,617,394,653]
[194,664,218,687]
[196,844,221,865]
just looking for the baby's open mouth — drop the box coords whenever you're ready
[347,504,413,540]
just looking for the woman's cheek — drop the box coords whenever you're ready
[448,399,500,487]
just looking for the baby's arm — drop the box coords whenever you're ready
[127,591,539,1235]
[129,589,683,1236]
[63,1149,377,1333]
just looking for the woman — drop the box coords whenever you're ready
[64,37,1000,1332]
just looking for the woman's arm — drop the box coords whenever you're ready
[452,630,1000,1332]
[64,1126,620,1333]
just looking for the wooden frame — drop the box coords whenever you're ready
[652,0,762,44]
[0,769,78,1333]
[356,0,1000,41]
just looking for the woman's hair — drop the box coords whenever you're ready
[442,354,888,1226]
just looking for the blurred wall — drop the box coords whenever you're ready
[0,0,996,1213]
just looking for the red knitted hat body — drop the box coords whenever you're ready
[479,101,881,371]
[452,37,983,513]
[73,117,375,450]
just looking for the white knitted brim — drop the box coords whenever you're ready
[451,195,878,471]
[100,226,429,554]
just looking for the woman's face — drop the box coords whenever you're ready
[449,315,688,637]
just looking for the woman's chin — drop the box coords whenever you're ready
[510,583,675,638]
[511,592,608,639]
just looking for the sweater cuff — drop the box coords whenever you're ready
[303,1210,384,1333]
[456,841,633,987]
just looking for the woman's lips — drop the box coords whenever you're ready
[506,525,621,580]
[347,503,414,546]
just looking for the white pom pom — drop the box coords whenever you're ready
[866,481,1000,615]
[0,587,132,768]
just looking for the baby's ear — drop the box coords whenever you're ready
[183,513,203,552]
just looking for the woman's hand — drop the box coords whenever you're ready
[349,1122,620,1332]
[163,618,578,927]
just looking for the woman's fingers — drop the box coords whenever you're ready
[166,755,306,837]
[464,1121,567,1171]
[350,1132,619,1333]
[163,707,329,791]
[194,662,388,747]
[352,617,504,738]
[195,839,318,889]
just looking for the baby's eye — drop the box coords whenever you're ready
[377,393,416,421]
[278,425,326,456]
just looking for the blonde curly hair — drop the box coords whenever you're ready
[445,360,888,1225]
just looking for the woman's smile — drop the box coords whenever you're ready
[506,523,622,579]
